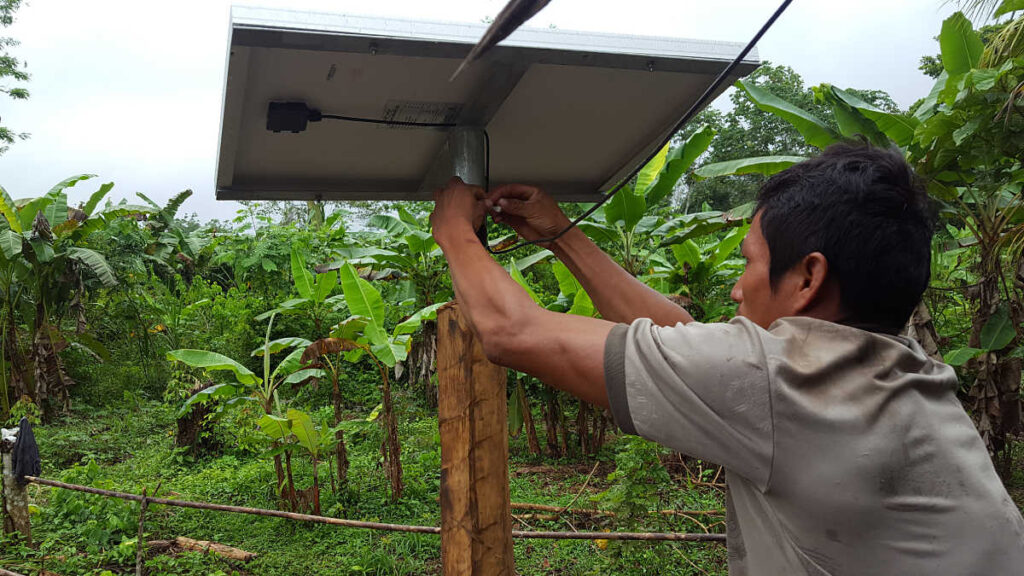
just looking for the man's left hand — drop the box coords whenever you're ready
[430,177,486,248]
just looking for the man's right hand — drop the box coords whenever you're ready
[486,184,572,247]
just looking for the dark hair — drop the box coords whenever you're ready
[755,143,933,333]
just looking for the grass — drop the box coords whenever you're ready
[2,394,729,575]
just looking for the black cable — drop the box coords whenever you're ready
[319,113,457,128]
[484,0,793,255]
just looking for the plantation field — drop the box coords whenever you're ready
[4,399,730,576]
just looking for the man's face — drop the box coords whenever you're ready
[731,212,791,329]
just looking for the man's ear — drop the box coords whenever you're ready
[791,251,830,314]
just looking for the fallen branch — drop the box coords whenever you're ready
[513,530,724,542]
[0,568,27,576]
[146,540,176,553]
[513,512,560,522]
[25,476,439,535]
[25,476,724,543]
[509,501,724,518]
[558,461,600,516]
[174,537,257,562]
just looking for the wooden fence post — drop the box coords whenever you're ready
[437,302,514,575]
[1,439,31,546]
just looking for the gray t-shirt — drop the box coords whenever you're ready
[603,316,1024,575]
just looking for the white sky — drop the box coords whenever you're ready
[0,0,958,221]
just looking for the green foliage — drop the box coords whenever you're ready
[6,393,40,425]
[594,436,671,527]
[980,304,1017,350]
[580,126,716,277]
[683,63,900,209]
[940,12,987,75]
[0,0,29,154]
[737,78,840,149]
[47,460,139,554]
[695,155,806,179]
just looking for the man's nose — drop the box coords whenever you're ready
[730,283,742,304]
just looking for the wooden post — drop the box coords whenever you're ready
[1,441,31,546]
[437,303,514,575]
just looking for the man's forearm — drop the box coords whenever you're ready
[552,227,694,327]
[436,223,613,407]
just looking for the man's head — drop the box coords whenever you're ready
[731,143,933,333]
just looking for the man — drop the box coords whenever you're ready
[429,143,1024,575]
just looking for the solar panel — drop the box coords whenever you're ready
[216,6,759,202]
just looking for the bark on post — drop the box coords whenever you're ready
[1,442,30,546]
[437,302,514,576]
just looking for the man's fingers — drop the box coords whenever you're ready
[496,197,528,216]
[489,183,537,203]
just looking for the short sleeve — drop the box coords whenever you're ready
[603,317,774,490]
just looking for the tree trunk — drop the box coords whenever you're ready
[272,451,286,507]
[520,385,541,456]
[284,450,297,511]
[576,399,590,455]
[2,447,31,546]
[327,455,336,498]
[311,458,321,516]
[408,321,438,407]
[966,249,1023,475]
[543,396,560,457]
[2,315,27,408]
[331,375,348,489]
[593,408,608,454]
[381,371,403,501]
[902,301,943,362]
[557,397,571,457]
[175,381,219,458]
[30,314,72,420]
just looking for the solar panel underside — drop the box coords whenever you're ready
[216,7,759,202]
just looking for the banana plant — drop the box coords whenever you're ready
[650,222,750,322]
[298,336,369,490]
[326,260,447,500]
[169,314,317,507]
[325,206,451,397]
[169,316,314,417]
[578,125,716,276]
[257,245,345,337]
[135,190,213,283]
[258,242,346,336]
[0,175,137,417]
[258,408,332,515]
[332,205,449,306]
[507,255,612,456]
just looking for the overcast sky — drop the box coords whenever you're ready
[1,0,958,221]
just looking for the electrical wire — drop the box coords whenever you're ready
[484,0,793,255]
[319,113,457,128]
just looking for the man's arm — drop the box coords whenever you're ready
[488,184,694,327]
[432,179,614,408]
[552,226,694,326]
